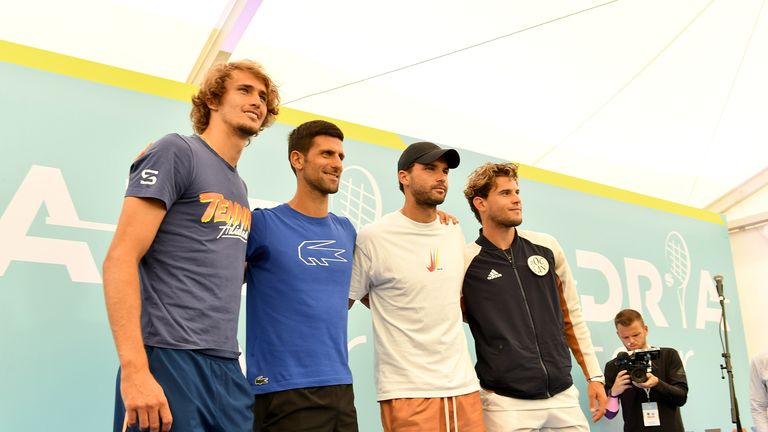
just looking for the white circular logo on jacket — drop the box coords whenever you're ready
[527,255,549,276]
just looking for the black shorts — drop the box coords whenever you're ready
[253,384,358,432]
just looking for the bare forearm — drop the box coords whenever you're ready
[103,252,148,372]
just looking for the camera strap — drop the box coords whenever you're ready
[642,383,660,427]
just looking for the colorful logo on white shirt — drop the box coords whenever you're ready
[427,249,440,272]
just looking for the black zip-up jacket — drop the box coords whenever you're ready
[462,229,602,399]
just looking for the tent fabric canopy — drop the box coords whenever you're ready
[3,0,766,214]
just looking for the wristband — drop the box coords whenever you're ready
[588,375,605,384]
[607,393,620,411]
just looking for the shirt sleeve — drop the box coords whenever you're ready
[349,236,373,301]
[751,354,768,432]
[603,358,624,419]
[604,359,618,393]
[246,209,267,263]
[126,133,192,209]
[550,234,603,381]
[653,348,688,407]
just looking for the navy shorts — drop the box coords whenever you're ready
[114,346,253,432]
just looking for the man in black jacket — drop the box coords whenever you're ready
[462,162,607,431]
[604,309,688,431]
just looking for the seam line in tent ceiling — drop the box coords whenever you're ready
[688,0,768,203]
[531,0,718,166]
[282,0,620,105]
[0,39,723,224]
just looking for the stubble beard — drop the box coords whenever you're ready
[308,173,340,196]
[412,188,446,207]
[235,122,261,138]
[491,212,522,228]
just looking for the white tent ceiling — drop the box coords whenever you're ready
[3,0,767,212]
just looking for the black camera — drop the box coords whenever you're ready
[614,348,660,383]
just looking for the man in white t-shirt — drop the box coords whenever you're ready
[751,349,768,432]
[349,142,484,432]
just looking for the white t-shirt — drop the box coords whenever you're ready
[751,350,768,432]
[350,211,479,401]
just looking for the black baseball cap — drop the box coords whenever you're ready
[397,141,460,171]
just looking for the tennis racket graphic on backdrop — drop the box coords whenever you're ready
[664,231,691,328]
[331,165,383,230]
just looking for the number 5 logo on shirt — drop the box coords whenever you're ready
[140,169,159,185]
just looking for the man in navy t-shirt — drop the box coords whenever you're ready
[103,60,280,432]
[245,120,359,431]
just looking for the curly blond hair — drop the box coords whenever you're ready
[463,162,519,223]
[190,60,280,135]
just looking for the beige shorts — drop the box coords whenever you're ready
[480,386,589,432]
[380,391,486,432]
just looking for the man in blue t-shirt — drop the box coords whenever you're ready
[103,60,280,432]
[245,120,359,431]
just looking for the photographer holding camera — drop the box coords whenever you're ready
[604,309,688,431]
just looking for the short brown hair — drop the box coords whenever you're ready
[190,60,280,135]
[463,162,519,223]
[614,309,645,328]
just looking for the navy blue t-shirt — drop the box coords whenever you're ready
[126,133,250,359]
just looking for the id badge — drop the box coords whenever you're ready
[642,402,661,426]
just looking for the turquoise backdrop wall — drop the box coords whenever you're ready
[0,48,750,431]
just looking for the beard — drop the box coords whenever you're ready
[313,181,339,195]
[411,184,447,207]
[235,122,261,138]
[488,210,522,228]
[224,114,263,138]
[306,172,340,195]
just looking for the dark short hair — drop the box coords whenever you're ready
[190,60,280,135]
[614,309,645,328]
[287,120,344,174]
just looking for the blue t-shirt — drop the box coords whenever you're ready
[245,203,355,394]
[125,133,250,359]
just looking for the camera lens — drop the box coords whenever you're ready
[630,367,648,383]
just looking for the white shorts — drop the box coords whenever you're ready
[480,385,589,432]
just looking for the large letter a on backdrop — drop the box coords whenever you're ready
[0,165,114,283]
